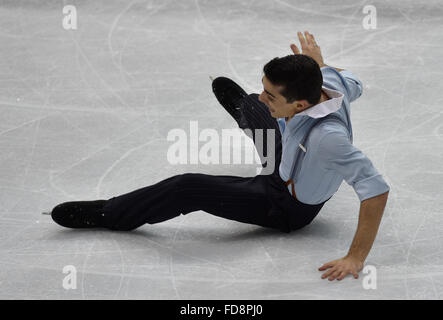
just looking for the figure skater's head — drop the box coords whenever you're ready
[259,54,323,119]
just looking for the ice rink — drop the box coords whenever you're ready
[1,0,442,299]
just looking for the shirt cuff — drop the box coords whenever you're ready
[339,70,352,76]
[353,174,390,202]
[339,69,358,79]
[320,66,334,71]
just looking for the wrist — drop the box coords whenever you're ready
[345,253,366,263]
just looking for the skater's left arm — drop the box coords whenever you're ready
[318,191,388,281]
[317,131,390,281]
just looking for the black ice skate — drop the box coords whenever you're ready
[212,76,248,123]
[49,200,107,229]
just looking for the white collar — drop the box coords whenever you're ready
[292,86,344,119]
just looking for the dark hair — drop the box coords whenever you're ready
[263,54,323,105]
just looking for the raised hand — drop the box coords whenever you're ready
[290,31,325,68]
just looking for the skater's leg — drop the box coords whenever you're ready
[102,173,290,232]
[212,77,282,174]
[240,93,282,174]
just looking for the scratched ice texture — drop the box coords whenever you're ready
[0,0,442,299]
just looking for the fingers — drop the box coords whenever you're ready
[322,267,346,281]
[304,31,312,46]
[321,268,335,279]
[319,261,359,281]
[297,31,307,49]
[304,31,316,46]
[290,43,300,54]
[309,33,318,47]
[321,268,359,281]
[337,271,347,281]
[296,31,319,52]
[319,257,361,281]
[328,270,342,281]
[318,261,335,271]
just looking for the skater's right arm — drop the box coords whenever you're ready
[290,31,343,71]
[290,31,363,102]
[321,66,363,103]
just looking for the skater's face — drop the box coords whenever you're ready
[259,76,311,120]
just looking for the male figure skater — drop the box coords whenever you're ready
[49,31,389,281]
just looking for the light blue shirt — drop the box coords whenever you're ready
[277,66,390,205]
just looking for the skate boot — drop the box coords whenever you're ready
[50,200,107,228]
[212,77,248,123]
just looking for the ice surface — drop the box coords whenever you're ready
[1,0,443,299]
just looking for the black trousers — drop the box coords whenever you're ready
[102,84,329,233]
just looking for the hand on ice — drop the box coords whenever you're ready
[318,255,364,281]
